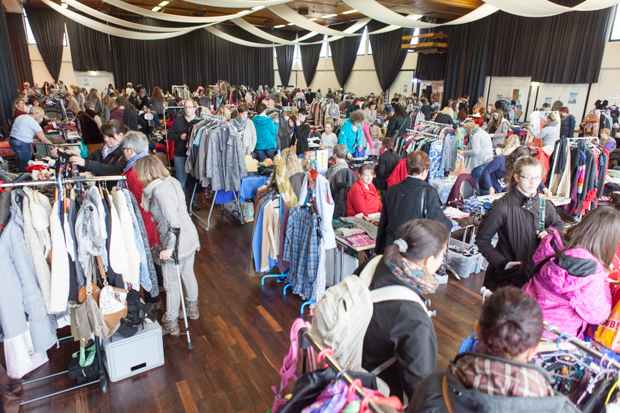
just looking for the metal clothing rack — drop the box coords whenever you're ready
[299,328,388,413]
[405,128,441,139]
[0,175,127,405]
[544,322,620,371]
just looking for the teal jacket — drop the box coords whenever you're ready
[252,115,279,150]
[337,119,364,154]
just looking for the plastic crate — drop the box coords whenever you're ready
[446,238,482,279]
[0,141,14,157]
[101,321,164,382]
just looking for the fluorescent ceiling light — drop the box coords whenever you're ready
[287,22,294,25]
[152,6,161,11]
[342,9,357,14]
[90,71,97,76]
[274,24,285,28]
[322,14,337,18]
[252,5,264,10]
[158,1,169,6]
[308,18,317,21]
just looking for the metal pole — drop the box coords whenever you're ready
[1,175,126,188]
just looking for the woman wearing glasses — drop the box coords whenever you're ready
[476,157,563,291]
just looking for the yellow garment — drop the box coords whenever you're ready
[273,160,298,208]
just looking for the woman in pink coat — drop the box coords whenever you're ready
[523,207,620,339]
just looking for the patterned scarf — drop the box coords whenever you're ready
[325,161,349,184]
[102,142,120,159]
[387,258,439,295]
[231,115,248,131]
[451,354,555,398]
[119,152,149,188]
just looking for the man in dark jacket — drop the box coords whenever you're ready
[137,90,151,112]
[420,97,432,120]
[376,151,452,253]
[168,99,201,194]
[559,107,576,138]
[291,108,310,156]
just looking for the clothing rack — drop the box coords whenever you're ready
[405,128,441,138]
[298,328,387,413]
[1,176,125,405]
[416,119,451,127]
[543,322,620,371]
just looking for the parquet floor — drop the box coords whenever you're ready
[10,204,485,413]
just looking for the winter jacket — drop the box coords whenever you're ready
[327,167,356,200]
[489,119,510,146]
[376,177,452,254]
[533,121,560,147]
[346,180,382,217]
[386,115,411,139]
[0,190,57,353]
[291,121,310,155]
[434,113,454,126]
[420,104,432,121]
[355,257,438,402]
[560,114,576,138]
[409,353,580,413]
[252,115,279,151]
[150,178,200,260]
[523,228,611,339]
[78,111,104,145]
[204,125,248,192]
[476,189,564,291]
[123,167,158,247]
[80,144,128,183]
[462,128,493,173]
[479,155,547,194]
[168,115,201,157]
[338,119,365,154]
[374,149,400,190]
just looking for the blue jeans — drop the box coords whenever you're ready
[255,148,275,162]
[471,161,491,193]
[479,188,490,196]
[9,138,32,172]
[174,156,189,194]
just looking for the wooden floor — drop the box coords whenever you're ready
[11,203,485,413]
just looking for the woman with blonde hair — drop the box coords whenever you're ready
[281,148,305,198]
[133,156,200,336]
[434,106,454,125]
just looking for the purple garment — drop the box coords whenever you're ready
[523,228,611,339]
[605,141,616,152]
[344,233,374,247]
[278,202,290,272]
[301,380,348,413]
[562,151,586,215]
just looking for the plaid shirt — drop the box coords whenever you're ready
[283,206,319,300]
[451,354,555,398]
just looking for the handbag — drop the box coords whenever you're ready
[95,256,127,329]
[584,113,598,123]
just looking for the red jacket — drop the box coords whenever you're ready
[386,159,407,188]
[346,180,382,216]
[122,167,158,246]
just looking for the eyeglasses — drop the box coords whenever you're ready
[122,148,132,152]
[519,175,542,182]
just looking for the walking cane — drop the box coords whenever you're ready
[171,227,193,350]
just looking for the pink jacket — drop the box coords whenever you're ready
[523,228,611,339]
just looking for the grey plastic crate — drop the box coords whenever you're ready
[101,321,164,382]
[447,238,482,279]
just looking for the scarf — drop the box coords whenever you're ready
[119,152,149,188]
[141,177,168,212]
[451,354,555,398]
[231,115,248,131]
[102,142,120,159]
[325,161,349,184]
[387,257,439,295]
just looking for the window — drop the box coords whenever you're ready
[294,44,301,61]
[407,28,420,53]
[367,34,372,55]
[611,5,620,41]
[357,27,367,55]
[273,47,277,58]
[24,12,67,46]
[328,43,332,58]
[319,35,328,57]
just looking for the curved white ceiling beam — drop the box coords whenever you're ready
[443,4,499,25]
[43,0,212,39]
[64,0,212,32]
[232,18,299,44]
[103,0,255,23]
[182,0,291,8]
[482,0,618,17]
[267,4,360,37]
[203,25,279,46]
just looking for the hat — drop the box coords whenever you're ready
[473,113,481,118]
[298,108,308,115]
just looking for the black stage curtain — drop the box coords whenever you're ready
[24,6,65,82]
[111,20,274,93]
[6,13,33,90]
[299,31,322,86]
[461,18,491,108]
[0,5,19,130]
[416,53,447,81]
[65,19,112,72]
[274,29,296,87]
[487,9,610,83]
[329,22,364,88]
[368,20,409,92]
[442,24,467,107]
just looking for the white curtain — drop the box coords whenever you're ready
[182,0,291,8]
[102,0,255,23]
[267,4,361,37]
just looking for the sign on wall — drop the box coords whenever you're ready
[568,93,578,104]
